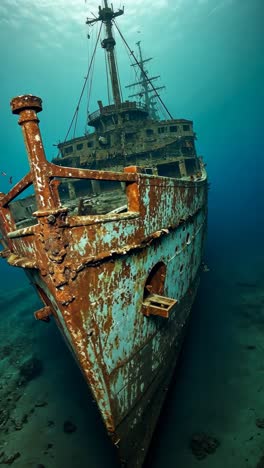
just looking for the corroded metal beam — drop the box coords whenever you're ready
[0,172,32,207]
[10,95,57,211]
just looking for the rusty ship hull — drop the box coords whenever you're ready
[0,95,207,467]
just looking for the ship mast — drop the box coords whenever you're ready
[86,1,124,107]
[126,41,165,119]
[134,41,152,111]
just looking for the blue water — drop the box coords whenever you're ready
[0,0,263,466]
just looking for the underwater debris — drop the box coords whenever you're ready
[35,400,48,408]
[0,345,13,359]
[47,420,55,427]
[190,432,220,459]
[256,418,264,429]
[0,451,21,465]
[13,413,28,431]
[19,356,43,384]
[0,408,9,428]
[43,443,53,455]
[63,420,77,433]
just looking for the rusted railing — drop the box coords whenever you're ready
[0,95,139,213]
[88,100,148,122]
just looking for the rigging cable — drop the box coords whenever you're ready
[73,105,79,139]
[87,22,102,112]
[86,24,93,120]
[63,22,103,143]
[113,20,173,120]
[87,45,96,112]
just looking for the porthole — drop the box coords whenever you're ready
[144,262,166,299]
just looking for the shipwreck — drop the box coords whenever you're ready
[0,1,208,466]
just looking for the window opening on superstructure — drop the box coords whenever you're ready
[183,124,190,131]
[157,162,180,178]
[158,127,167,134]
[170,126,178,132]
[76,143,83,151]
[185,158,197,175]
[145,168,154,175]
[146,129,154,136]
[125,133,134,142]
[87,141,94,148]
[64,146,73,154]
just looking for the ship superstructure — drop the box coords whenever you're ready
[50,0,200,206]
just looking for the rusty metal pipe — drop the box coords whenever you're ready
[10,95,56,212]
